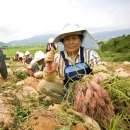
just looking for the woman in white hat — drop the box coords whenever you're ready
[12,51,20,61]
[38,23,106,102]
[24,51,33,64]
[46,37,57,53]
[18,52,24,62]
[27,50,45,78]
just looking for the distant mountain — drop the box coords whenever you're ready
[7,34,57,45]
[3,28,130,45]
[93,28,130,41]
[0,42,6,46]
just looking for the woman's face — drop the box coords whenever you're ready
[63,34,81,53]
[37,59,44,65]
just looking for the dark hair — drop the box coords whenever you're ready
[61,34,83,43]
[79,35,83,41]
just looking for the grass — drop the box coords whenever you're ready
[98,35,130,62]
[2,44,46,57]
[2,42,130,62]
[97,50,130,62]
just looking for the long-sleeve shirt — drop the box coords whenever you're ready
[54,48,101,79]
[43,47,103,83]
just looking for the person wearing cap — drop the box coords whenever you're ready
[27,50,45,78]
[18,52,24,62]
[24,51,33,64]
[46,37,57,53]
[12,51,19,61]
[38,23,107,103]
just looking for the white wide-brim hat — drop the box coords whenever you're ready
[48,38,54,43]
[34,50,45,62]
[54,23,86,43]
[16,51,20,54]
[19,52,24,58]
[55,23,99,50]
[25,51,30,56]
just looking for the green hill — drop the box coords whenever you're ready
[98,35,130,61]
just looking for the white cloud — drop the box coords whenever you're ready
[0,0,130,42]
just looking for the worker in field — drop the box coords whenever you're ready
[24,50,33,64]
[17,52,24,62]
[0,49,8,79]
[27,50,45,78]
[37,23,115,130]
[12,51,19,61]
[46,37,57,53]
[37,23,108,102]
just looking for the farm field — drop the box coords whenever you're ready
[2,44,46,57]
[0,44,130,130]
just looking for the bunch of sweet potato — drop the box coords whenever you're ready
[73,78,114,127]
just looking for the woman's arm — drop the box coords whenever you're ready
[43,49,59,81]
[88,49,109,81]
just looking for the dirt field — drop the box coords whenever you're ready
[0,61,130,130]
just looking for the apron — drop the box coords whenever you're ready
[60,47,92,91]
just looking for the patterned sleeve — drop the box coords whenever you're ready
[88,50,102,68]
[54,52,60,66]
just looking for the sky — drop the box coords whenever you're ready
[0,0,130,42]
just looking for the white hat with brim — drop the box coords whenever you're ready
[54,23,99,50]
[54,24,86,43]
[34,50,45,62]
[35,58,45,62]
[25,51,30,56]
[16,51,20,54]
[48,38,54,43]
[19,52,24,58]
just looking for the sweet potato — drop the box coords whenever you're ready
[67,109,101,130]
[81,94,87,114]
[93,92,105,107]
[100,88,110,104]
[74,90,82,111]
[97,75,104,84]
[89,96,97,115]
[92,75,99,83]
[84,88,92,106]
[89,81,102,97]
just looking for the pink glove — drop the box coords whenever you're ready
[45,61,57,73]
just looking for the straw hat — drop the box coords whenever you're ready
[25,51,30,56]
[34,50,45,62]
[48,38,54,43]
[54,23,86,43]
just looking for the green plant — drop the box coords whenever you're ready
[13,70,28,82]
[99,34,130,61]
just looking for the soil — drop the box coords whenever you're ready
[25,108,58,130]
[0,61,130,130]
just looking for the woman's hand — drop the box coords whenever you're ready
[34,71,43,78]
[45,48,55,63]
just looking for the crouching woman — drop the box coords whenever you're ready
[28,50,45,78]
[37,24,104,103]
